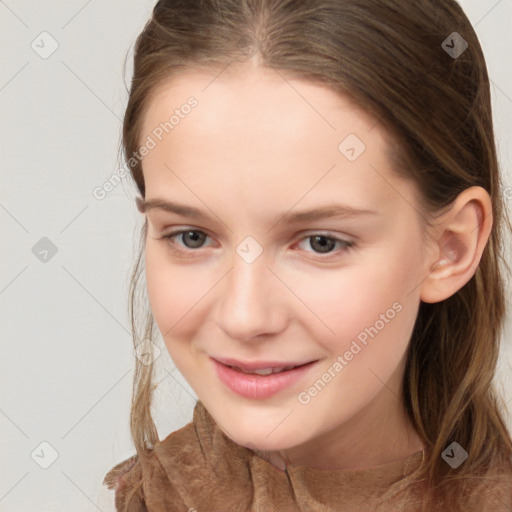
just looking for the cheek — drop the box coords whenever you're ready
[144,243,212,336]
[295,266,418,411]
[291,255,418,360]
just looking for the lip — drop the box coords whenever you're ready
[212,356,316,372]
[211,357,319,400]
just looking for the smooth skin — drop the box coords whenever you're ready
[137,59,492,471]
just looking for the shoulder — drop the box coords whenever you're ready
[469,466,512,511]
[102,419,201,511]
[103,454,139,491]
[103,454,146,512]
[102,402,225,511]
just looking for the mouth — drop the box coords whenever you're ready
[226,362,313,376]
[211,356,318,374]
[211,357,320,400]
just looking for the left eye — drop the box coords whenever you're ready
[160,229,355,256]
[295,234,355,255]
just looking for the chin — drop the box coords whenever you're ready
[227,427,297,453]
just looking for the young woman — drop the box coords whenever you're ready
[103,0,512,510]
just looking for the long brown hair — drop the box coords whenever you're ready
[118,0,512,509]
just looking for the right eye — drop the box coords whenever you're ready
[159,228,214,256]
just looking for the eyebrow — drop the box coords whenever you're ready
[138,197,382,224]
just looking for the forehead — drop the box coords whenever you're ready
[139,63,415,219]
[142,63,378,144]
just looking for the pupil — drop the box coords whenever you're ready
[311,235,334,253]
[184,231,205,248]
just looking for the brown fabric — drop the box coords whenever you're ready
[103,400,512,512]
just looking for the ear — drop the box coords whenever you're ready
[420,186,492,304]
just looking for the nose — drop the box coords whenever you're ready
[215,250,288,342]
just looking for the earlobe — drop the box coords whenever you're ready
[419,187,492,304]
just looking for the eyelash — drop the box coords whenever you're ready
[158,228,356,259]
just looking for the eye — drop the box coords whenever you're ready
[295,233,355,256]
[160,229,212,255]
[157,228,356,259]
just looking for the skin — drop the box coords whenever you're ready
[137,60,492,471]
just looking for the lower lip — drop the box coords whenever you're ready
[212,358,318,400]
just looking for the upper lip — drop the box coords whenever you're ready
[211,356,318,371]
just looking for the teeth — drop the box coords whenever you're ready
[252,368,276,375]
[231,365,297,375]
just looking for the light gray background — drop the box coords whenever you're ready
[1,1,511,510]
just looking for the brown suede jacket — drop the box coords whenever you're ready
[103,400,512,511]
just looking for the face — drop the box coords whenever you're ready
[139,62,430,469]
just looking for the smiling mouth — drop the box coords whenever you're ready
[212,358,320,400]
[227,362,312,376]
[211,355,319,375]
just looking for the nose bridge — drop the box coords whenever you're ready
[216,245,285,341]
[229,251,267,305]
